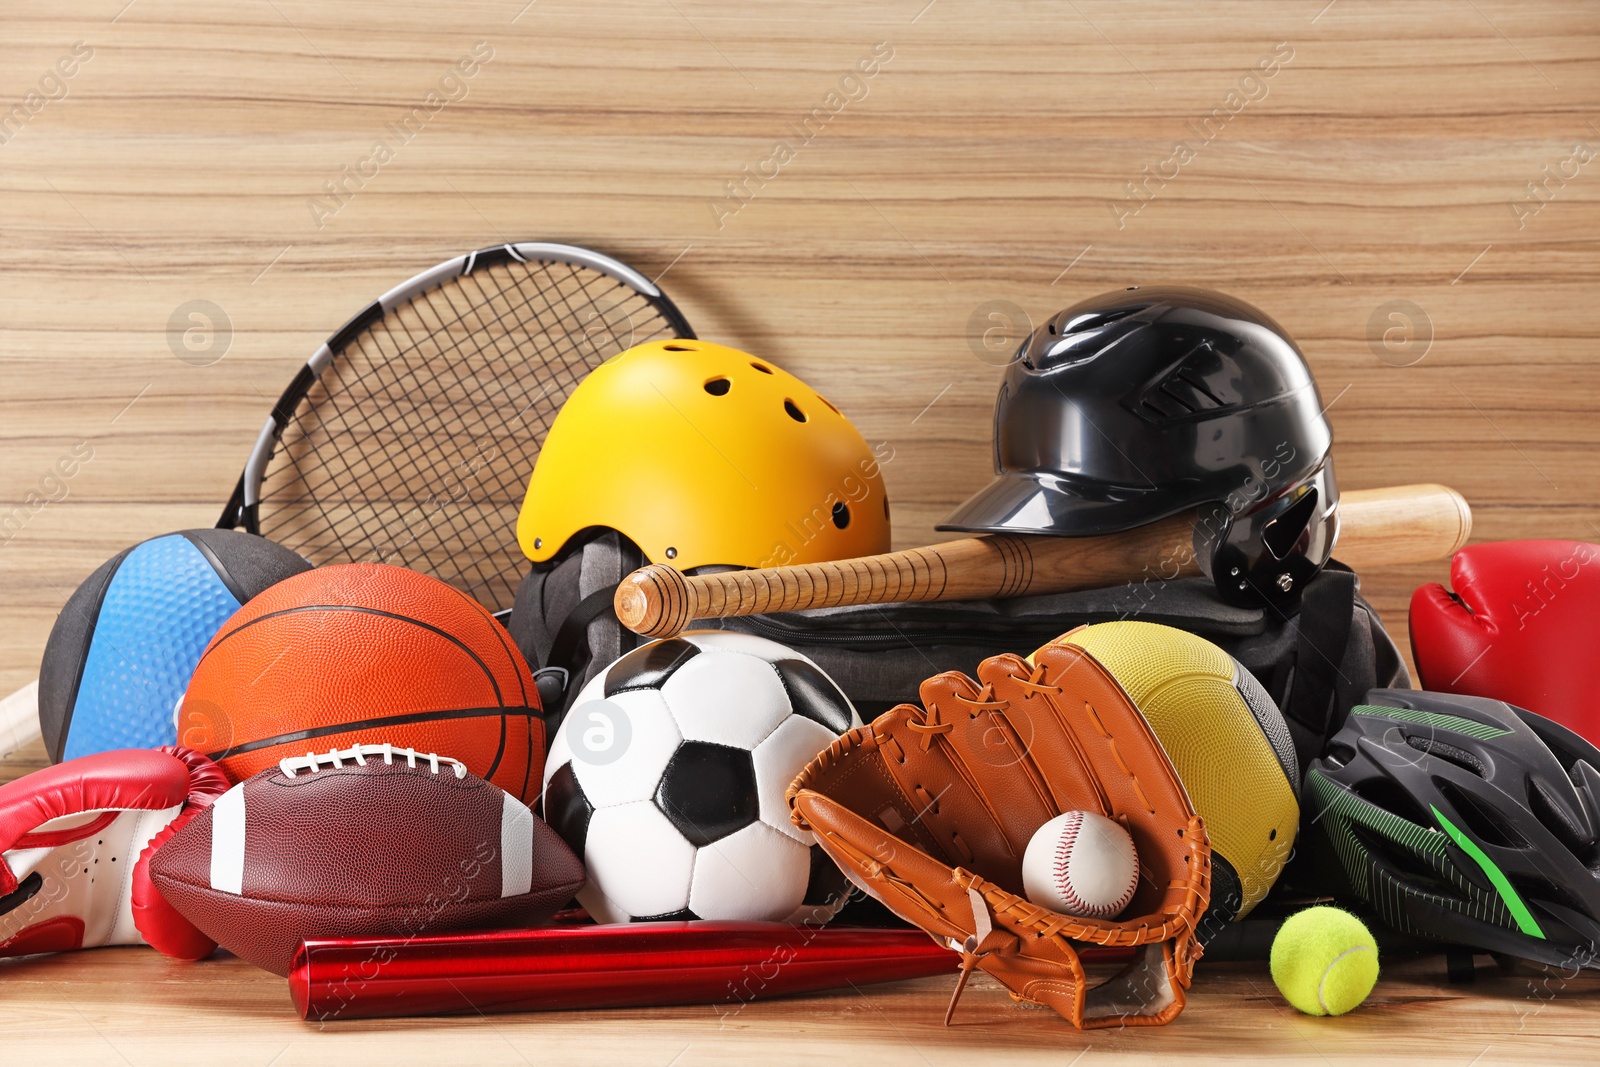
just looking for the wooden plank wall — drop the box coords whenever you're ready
[2,0,1595,717]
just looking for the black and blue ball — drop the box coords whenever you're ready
[38,529,310,761]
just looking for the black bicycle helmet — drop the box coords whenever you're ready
[1305,689,1600,968]
[940,286,1338,609]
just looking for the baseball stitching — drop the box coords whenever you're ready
[1052,812,1138,919]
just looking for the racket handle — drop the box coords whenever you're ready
[288,922,972,1020]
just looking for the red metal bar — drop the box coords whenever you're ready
[289,922,962,1020]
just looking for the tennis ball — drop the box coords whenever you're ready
[1269,906,1379,1016]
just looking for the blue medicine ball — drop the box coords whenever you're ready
[38,529,311,762]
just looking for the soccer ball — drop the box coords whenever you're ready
[541,631,860,924]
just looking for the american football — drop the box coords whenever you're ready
[146,743,582,975]
[541,631,859,925]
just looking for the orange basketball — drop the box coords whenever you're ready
[178,563,544,801]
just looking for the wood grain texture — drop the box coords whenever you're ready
[1335,483,1472,568]
[616,484,1470,636]
[3,948,1599,1066]
[2,0,1598,1057]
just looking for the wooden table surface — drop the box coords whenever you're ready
[3,0,1599,1060]
[4,947,1599,1066]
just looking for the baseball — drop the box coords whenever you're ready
[1021,810,1140,919]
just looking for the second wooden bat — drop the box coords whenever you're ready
[615,483,1470,639]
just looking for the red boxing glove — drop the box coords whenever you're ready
[1410,539,1600,743]
[0,746,230,959]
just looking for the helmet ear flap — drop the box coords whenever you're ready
[1197,463,1340,609]
[1262,487,1321,560]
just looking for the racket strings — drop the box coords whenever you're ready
[264,270,610,549]
[317,263,626,513]
[279,262,634,493]
[338,266,587,596]
[256,256,682,610]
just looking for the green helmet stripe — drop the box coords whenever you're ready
[1431,805,1545,939]
[1353,705,1513,741]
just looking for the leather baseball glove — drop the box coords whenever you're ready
[787,643,1211,1029]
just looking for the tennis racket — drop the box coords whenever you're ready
[217,242,695,615]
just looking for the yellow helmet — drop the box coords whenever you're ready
[1033,621,1301,925]
[517,339,891,570]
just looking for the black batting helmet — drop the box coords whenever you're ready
[941,286,1337,608]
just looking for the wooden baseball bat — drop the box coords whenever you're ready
[616,483,1470,639]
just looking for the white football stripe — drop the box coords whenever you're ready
[500,794,534,898]
[209,785,247,895]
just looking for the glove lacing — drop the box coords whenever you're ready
[945,884,999,1025]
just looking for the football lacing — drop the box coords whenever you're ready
[278,742,468,779]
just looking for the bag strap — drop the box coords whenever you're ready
[1284,563,1357,767]
[534,584,620,713]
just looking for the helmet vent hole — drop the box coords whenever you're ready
[664,343,698,352]
[821,396,840,415]
[1349,824,1453,891]
[1174,367,1225,406]
[1528,779,1590,853]
[832,502,850,530]
[704,377,732,396]
[1134,342,1245,420]
[1157,383,1198,414]
[1325,741,1358,769]
[1434,777,1526,848]
[1349,776,1431,826]
[750,361,774,374]
[1518,882,1587,919]
[784,399,807,423]
[1406,735,1485,777]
